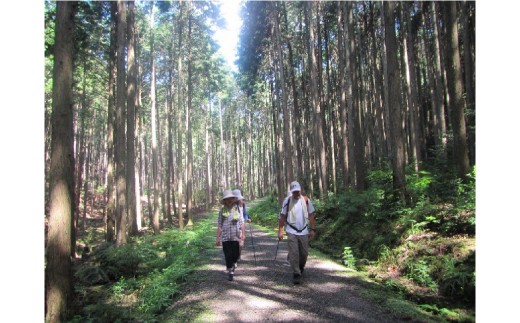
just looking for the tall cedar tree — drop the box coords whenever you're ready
[115,0,128,245]
[46,2,75,322]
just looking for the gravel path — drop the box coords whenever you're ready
[162,219,417,323]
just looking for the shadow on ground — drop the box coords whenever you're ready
[160,222,425,323]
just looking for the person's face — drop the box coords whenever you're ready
[292,190,301,199]
[223,197,236,207]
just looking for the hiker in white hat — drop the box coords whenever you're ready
[278,181,316,284]
[216,189,245,281]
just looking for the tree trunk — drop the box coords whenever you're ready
[273,3,293,188]
[126,0,138,236]
[205,93,212,210]
[432,3,448,155]
[45,2,75,321]
[461,1,475,165]
[186,9,194,227]
[383,1,407,202]
[115,0,128,245]
[149,2,161,234]
[176,3,185,228]
[338,3,349,190]
[402,2,422,173]
[306,2,328,197]
[443,1,470,180]
[106,1,117,243]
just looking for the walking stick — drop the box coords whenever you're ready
[274,239,280,262]
[249,222,257,266]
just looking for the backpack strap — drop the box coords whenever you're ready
[283,195,309,233]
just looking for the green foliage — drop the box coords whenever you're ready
[405,259,438,291]
[341,246,356,270]
[112,277,139,300]
[306,162,475,320]
[437,254,475,302]
[72,216,217,321]
[247,196,280,228]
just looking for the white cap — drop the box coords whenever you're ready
[290,181,302,193]
[222,190,236,201]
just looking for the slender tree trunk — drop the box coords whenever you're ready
[273,3,293,188]
[205,93,212,210]
[127,0,138,236]
[383,1,407,202]
[444,1,470,180]
[403,2,422,173]
[115,0,128,245]
[338,3,349,190]
[106,1,117,242]
[167,74,175,225]
[432,3,448,155]
[306,2,327,197]
[218,98,227,191]
[345,2,357,189]
[134,31,143,231]
[82,134,92,230]
[176,3,185,228]
[186,10,194,227]
[461,1,475,165]
[46,2,75,321]
[149,2,161,234]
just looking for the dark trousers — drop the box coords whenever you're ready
[222,241,240,270]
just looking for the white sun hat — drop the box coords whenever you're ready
[222,189,236,201]
[232,189,245,200]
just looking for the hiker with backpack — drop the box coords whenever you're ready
[278,181,316,284]
[216,190,246,281]
[232,189,250,263]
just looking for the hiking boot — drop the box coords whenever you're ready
[228,271,234,281]
[293,273,301,285]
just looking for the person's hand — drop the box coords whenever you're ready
[310,230,316,240]
[216,237,221,246]
[247,219,252,223]
[278,231,284,241]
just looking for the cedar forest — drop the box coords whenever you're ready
[44,1,475,322]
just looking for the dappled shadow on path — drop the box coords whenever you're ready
[162,222,416,323]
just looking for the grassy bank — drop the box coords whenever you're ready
[70,215,217,322]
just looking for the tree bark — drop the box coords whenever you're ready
[444,1,470,180]
[115,0,128,245]
[186,9,194,226]
[273,2,293,188]
[46,2,75,321]
[176,2,185,228]
[306,2,328,197]
[149,2,161,233]
[106,1,117,242]
[127,0,138,236]
[402,2,422,173]
[383,1,407,202]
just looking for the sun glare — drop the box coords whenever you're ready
[213,0,243,72]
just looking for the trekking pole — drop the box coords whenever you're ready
[249,223,257,266]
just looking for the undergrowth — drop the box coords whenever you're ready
[69,216,216,322]
[248,162,475,322]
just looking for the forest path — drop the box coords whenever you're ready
[159,212,416,322]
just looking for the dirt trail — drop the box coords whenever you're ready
[161,219,417,323]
